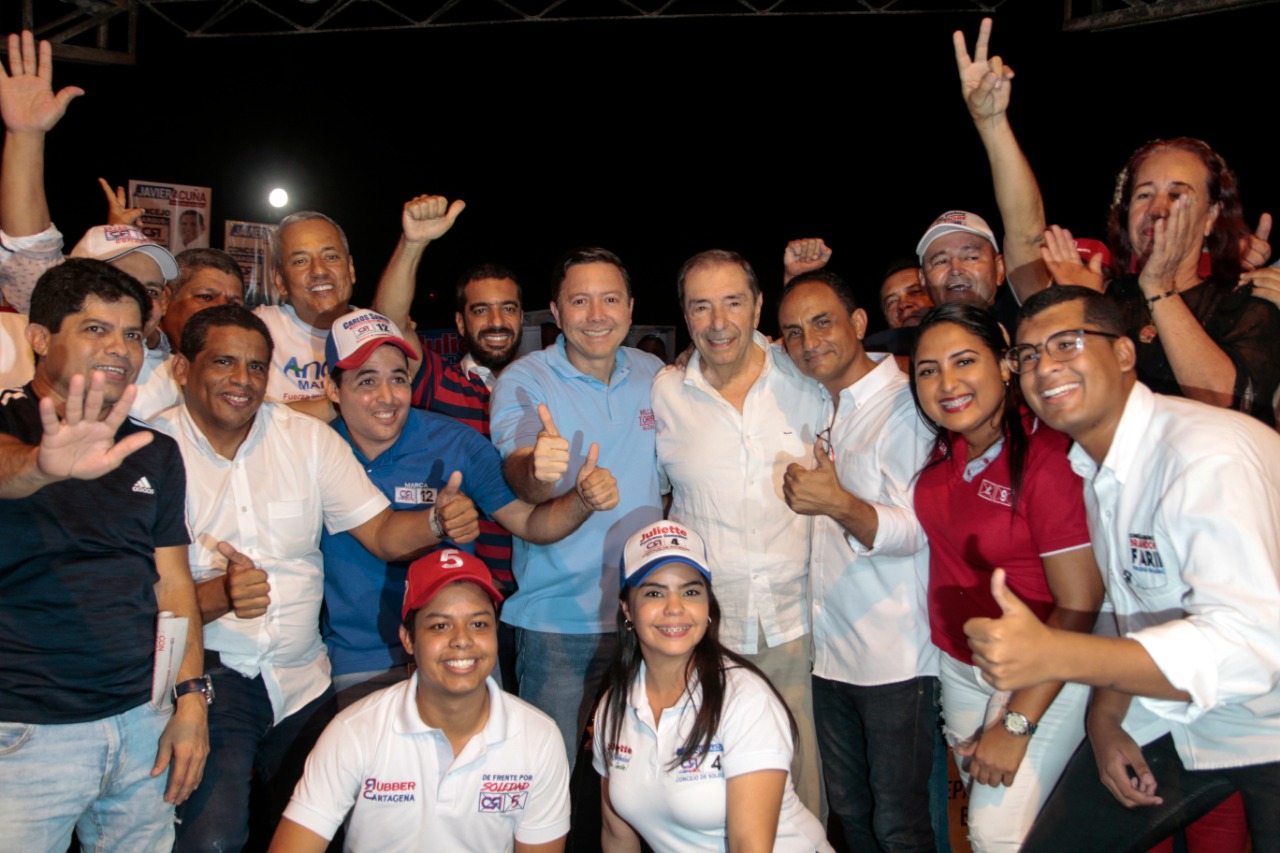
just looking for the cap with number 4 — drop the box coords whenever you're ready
[402,549,504,619]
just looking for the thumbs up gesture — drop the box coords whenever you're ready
[575,442,619,512]
[434,470,480,544]
[782,438,844,517]
[964,568,1053,690]
[533,403,571,483]
[219,541,270,619]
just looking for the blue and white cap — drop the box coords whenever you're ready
[620,521,712,589]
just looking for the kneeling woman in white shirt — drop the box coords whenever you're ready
[593,521,832,853]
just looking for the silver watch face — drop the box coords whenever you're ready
[1003,710,1033,736]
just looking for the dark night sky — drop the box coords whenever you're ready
[14,1,1280,339]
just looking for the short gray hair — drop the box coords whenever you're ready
[272,211,350,271]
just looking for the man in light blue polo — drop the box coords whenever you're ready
[490,247,664,766]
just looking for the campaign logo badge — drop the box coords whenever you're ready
[978,479,1012,507]
[478,774,532,813]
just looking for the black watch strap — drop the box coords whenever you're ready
[174,674,215,706]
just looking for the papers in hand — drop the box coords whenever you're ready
[151,610,189,711]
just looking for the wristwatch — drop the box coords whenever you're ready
[174,674,215,706]
[1002,709,1037,737]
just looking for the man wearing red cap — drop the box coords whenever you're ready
[271,549,570,852]
[321,308,618,706]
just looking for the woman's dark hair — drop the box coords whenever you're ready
[598,576,797,773]
[909,302,1030,509]
[1107,137,1249,285]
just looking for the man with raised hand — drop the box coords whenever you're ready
[490,247,664,766]
[0,32,178,319]
[778,269,938,852]
[371,197,528,686]
[967,285,1280,852]
[0,258,207,851]
[651,249,825,816]
[321,308,617,706]
[153,304,482,851]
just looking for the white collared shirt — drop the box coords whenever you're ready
[460,353,495,390]
[1072,382,1280,769]
[151,401,389,722]
[810,354,939,685]
[284,676,571,852]
[592,663,832,852]
[652,334,823,653]
[132,332,181,422]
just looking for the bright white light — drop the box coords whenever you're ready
[269,188,289,208]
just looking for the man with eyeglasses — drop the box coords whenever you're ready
[776,269,939,852]
[966,284,1280,852]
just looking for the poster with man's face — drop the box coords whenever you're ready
[128,180,212,253]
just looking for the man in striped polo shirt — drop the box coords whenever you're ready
[371,195,528,687]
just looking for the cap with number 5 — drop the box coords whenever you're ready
[402,549,504,619]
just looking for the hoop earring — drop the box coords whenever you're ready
[707,617,713,626]
[624,619,634,631]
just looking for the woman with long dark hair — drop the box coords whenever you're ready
[910,303,1104,852]
[593,521,831,853]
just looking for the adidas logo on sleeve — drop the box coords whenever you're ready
[132,476,155,495]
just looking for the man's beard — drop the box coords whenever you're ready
[466,325,523,372]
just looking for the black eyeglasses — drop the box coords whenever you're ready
[1004,329,1121,374]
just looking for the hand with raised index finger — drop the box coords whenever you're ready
[0,31,83,135]
[954,17,1015,123]
[532,403,570,484]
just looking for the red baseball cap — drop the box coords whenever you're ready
[402,549,503,620]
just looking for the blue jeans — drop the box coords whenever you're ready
[0,701,173,852]
[175,662,336,852]
[1023,733,1280,853]
[515,628,616,771]
[813,674,939,853]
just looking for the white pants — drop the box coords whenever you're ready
[939,652,1089,853]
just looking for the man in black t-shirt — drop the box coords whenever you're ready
[0,259,208,851]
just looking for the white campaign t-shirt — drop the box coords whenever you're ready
[593,663,833,852]
[285,676,571,852]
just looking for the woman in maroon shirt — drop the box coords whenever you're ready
[910,302,1104,852]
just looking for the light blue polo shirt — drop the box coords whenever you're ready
[491,339,664,634]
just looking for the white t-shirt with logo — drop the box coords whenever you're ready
[254,303,330,404]
[593,663,833,852]
[284,675,570,852]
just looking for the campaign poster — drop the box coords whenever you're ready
[128,180,212,253]
[224,220,278,307]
